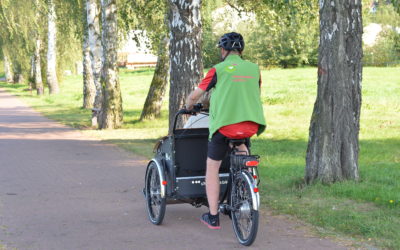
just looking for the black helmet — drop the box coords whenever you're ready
[217,32,244,52]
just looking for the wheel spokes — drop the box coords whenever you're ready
[148,167,162,218]
[233,177,254,239]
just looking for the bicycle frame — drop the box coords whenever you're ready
[220,148,260,212]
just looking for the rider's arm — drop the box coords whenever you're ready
[185,87,205,110]
[185,67,216,110]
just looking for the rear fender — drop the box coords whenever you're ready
[241,171,260,211]
[146,159,166,198]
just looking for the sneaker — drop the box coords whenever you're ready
[200,212,221,229]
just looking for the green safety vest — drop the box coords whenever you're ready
[209,54,266,139]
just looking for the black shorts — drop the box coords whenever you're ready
[207,131,231,161]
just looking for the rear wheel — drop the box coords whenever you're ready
[145,162,166,225]
[230,172,259,246]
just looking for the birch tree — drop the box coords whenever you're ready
[33,0,44,95]
[87,0,103,125]
[34,39,44,94]
[46,0,59,94]
[82,1,95,108]
[305,0,362,184]
[168,0,203,131]
[99,0,123,129]
[2,49,14,83]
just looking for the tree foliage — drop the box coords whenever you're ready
[0,0,38,78]
[0,0,83,85]
[201,0,319,68]
[363,1,400,66]
[119,0,167,53]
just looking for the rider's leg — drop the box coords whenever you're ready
[205,157,222,215]
[205,132,229,216]
[205,143,248,215]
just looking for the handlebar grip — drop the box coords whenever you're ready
[178,109,192,115]
[178,103,205,115]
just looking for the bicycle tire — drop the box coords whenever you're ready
[230,172,259,246]
[145,162,166,225]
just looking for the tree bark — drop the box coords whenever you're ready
[168,0,203,132]
[34,39,44,95]
[305,0,362,184]
[99,0,123,129]
[13,74,24,84]
[30,56,34,89]
[140,37,169,121]
[87,0,103,125]
[82,2,96,109]
[3,49,14,83]
[46,0,59,94]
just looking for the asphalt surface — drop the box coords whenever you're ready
[0,88,349,250]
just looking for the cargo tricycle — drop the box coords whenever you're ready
[143,104,261,246]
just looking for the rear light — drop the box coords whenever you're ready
[245,161,259,167]
[253,175,257,179]
[162,181,167,186]
[253,187,259,193]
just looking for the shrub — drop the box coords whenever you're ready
[364,27,400,66]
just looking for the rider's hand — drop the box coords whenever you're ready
[184,104,193,111]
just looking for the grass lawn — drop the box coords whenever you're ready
[1,67,399,249]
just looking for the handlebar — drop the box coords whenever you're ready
[178,103,208,115]
[173,103,208,132]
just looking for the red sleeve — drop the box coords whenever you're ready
[198,68,216,91]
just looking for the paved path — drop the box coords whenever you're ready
[0,88,349,250]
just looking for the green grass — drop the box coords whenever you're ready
[1,67,399,249]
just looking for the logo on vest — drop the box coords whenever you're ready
[224,65,237,73]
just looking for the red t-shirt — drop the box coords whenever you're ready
[198,68,261,139]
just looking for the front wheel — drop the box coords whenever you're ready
[145,162,166,225]
[230,172,259,246]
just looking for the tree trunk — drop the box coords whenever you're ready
[34,39,44,95]
[14,74,24,84]
[3,49,14,83]
[305,0,362,184]
[99,0,123,129]
[140,37,169,121]
[168,0,203,132]
[46,0,59,94]
[82,2,96,109]
[29,56,34,90]
[87,0,103,126]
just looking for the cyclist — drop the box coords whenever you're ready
[185,32,266,229]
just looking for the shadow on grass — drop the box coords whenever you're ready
[123,110,142,122]
[0,82,26,89]
[24,106,92,129]
[103,139,158,159]
[122,109,169,129]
